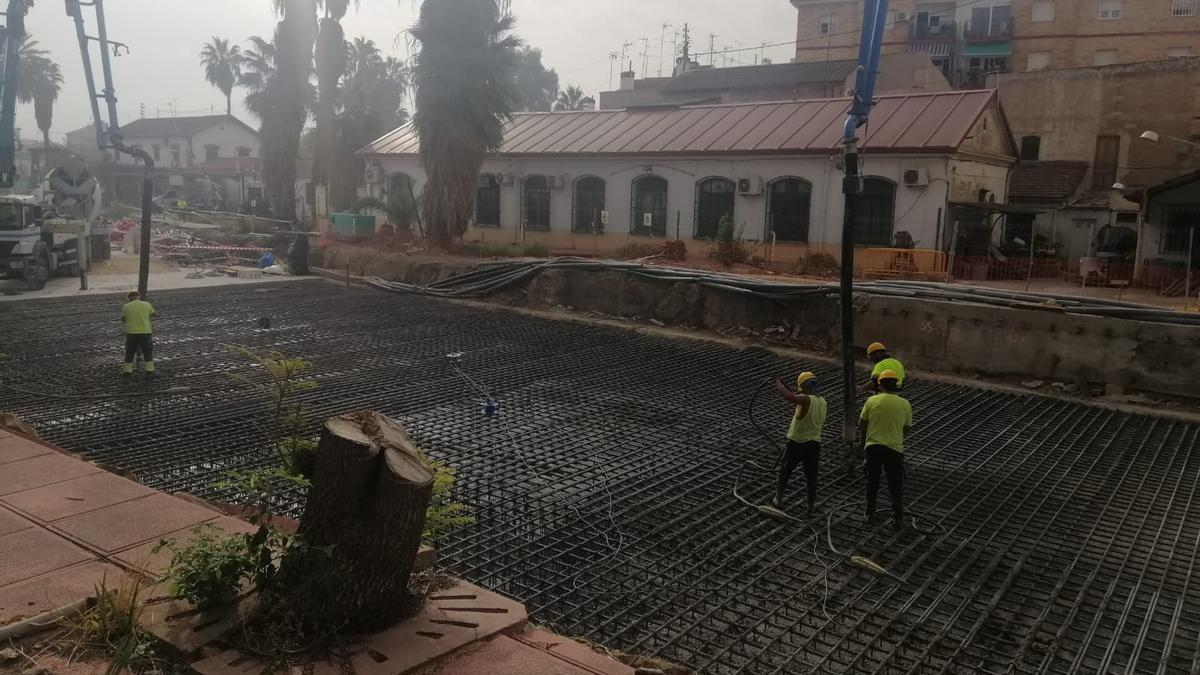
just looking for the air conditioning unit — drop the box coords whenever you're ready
[737,177,763,195]
[903,167,930,187]
[365,164,383,185]
[895,11,909,22]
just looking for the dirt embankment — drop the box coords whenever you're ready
[318,248,1200,404]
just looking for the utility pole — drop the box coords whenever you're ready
[680,23,691,64]
[839,0,890,470]
[658,23,672,77]
[709,33,717,65]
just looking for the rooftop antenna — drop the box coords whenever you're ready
[708,33,717,65]
[608,51,619,89]
[619,40,633,73]
[658,23,672,77]
[639,37,650,76]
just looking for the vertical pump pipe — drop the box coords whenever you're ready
[840,0,890,460]
[68,0,153,295]
[0,0,29,188]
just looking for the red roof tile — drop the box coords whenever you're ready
[360,90,1000,159]
[1009,161,1089,202]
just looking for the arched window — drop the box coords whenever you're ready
[766,177,813,242]
[522,175,551,231]
[1020,135,1041,161]
[854,177,896,246]
[631,175,668,236]
[573,176,606,233]
[695,177,735,239]
[476,173,501,227]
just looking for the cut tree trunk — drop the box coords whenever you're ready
[285,410,434,633]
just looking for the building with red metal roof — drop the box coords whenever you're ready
[359,89,1017,264]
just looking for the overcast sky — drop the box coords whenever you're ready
[17,0,797,144]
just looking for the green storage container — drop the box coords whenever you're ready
[330,213,376,236]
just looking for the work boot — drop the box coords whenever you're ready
[143,362,157,376]
[121,363,134,377]
[893,511,905,533]
[771,495,784,510]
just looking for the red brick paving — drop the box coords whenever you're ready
[0,432,221,624]
[0,433,637,674]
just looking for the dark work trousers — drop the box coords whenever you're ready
[865,444,904,522]
[124,333,153,364]
[777,440,821,508]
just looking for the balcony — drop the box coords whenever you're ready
[908,21,956,58]
[962,19,1012,42]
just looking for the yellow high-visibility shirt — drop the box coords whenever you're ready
[872,357,906,385]
[121,300,155,335]
[860,392,913,452]
[787,396,827,443]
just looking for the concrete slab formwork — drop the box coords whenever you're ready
[1,280,1198,674]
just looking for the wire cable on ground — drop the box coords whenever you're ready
[363,257,1200,327]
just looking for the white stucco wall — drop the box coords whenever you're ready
[369,153,988,248]
[117,119,261,167]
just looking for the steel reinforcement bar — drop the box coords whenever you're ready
[1,280,1198,674]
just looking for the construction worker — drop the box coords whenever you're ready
[772,371,827,514]
[859,342,906,394]
[859,370,912,531]
[120,290,157,376]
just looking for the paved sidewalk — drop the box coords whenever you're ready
[0,430,249,624]
[0,431,636,674]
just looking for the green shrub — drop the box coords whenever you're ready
[709,215,750,266]
[422,457,475,545]
[155,525,251,609]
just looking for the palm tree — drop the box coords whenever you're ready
[15,38,49,104]
[411,0,521,244]
[15,38,63,156]
[238,35,280,122]
[262,0,318,221]
[554,85,593,111]
[200,37,241,116]
[32,60,62,150]
[314,0,355,187]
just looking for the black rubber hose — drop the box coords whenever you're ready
[748,376,787,472]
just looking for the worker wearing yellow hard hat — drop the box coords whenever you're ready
[772,370,827,515]
[859,341,906,394]
[859,369,912,531]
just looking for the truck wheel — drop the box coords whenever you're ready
[25,249,49,291]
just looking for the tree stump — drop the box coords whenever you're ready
[286,410,434,633]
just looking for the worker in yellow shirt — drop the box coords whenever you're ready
[120,290,157,376]
[772,371,827,514]
[858,342,906,394]
[859,369,912,531]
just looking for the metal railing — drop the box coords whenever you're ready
[962,18,1012,41]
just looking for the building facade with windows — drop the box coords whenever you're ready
[360,91,1016,263]
[790,0,1200,85]
[1003,57,1200,277]
[66,115,262,209]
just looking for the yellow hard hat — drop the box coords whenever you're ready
[867,342,887,355]
[796,371,816,388]
[878,369,899,382]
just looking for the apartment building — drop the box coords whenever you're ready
[790,0,1200,84]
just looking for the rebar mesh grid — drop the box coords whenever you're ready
[2,280,1198,674]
